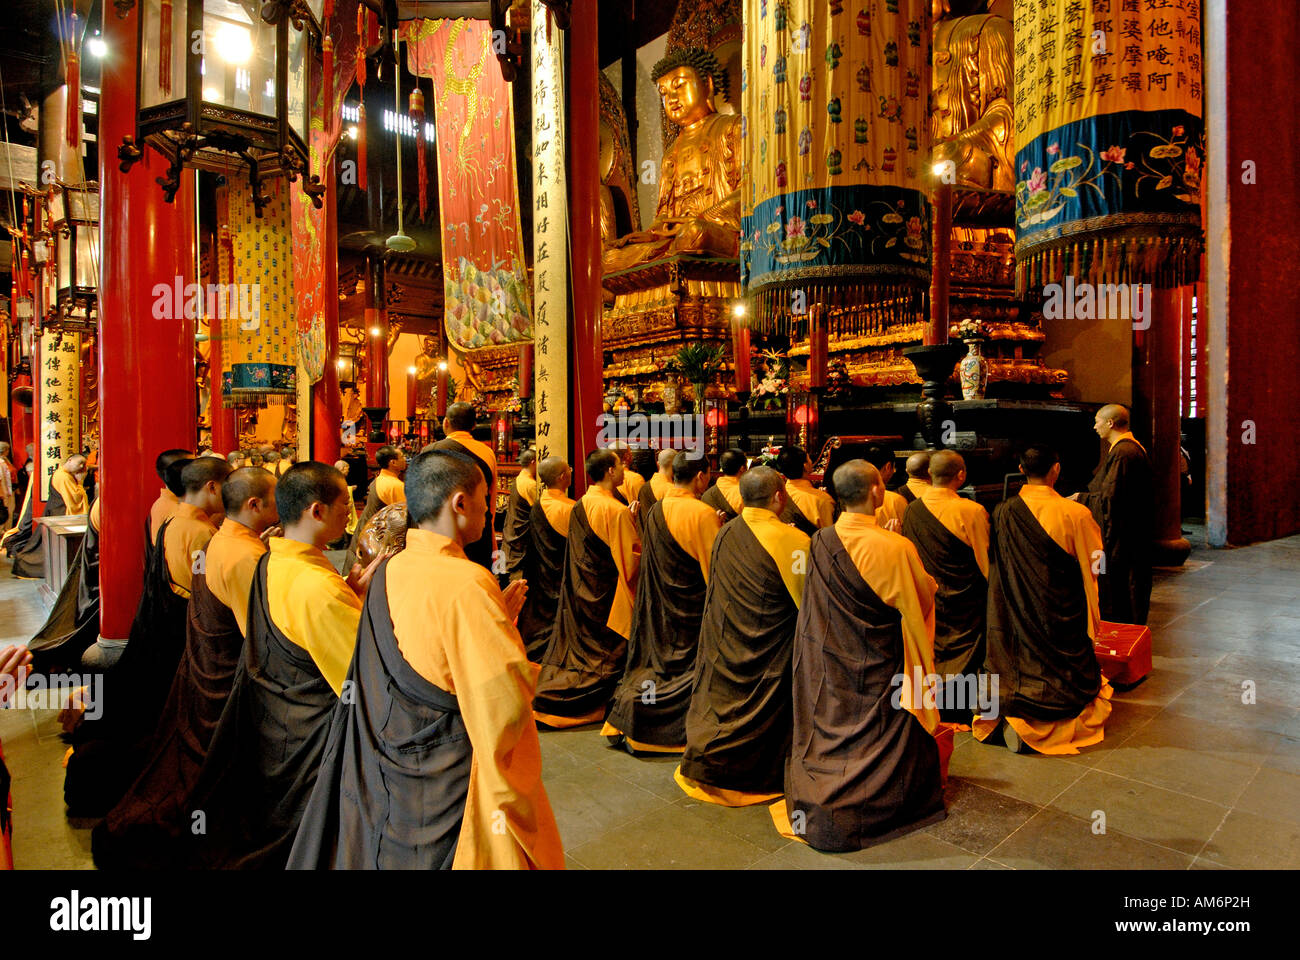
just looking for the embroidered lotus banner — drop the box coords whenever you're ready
[402,18,532,351]
[1013,0,1204,290]
[740,0,932,335]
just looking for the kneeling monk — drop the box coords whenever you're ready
[533,450,640,726]
[974,446,1112,755]
[777,460,946,851]
[606,452,720,752]
[188,462,379,869]
[676,466,810,805]
[288,451,562,869]
[515,457,575,661]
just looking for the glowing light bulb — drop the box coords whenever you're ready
[87,36,107,58]
[369,326,381,337]
[214,23,252,66]
[407,366,417,375]
[437,360,448,372]
[732,302,746,318]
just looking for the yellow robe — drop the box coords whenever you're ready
[905,478,932,500]
[516,470,539,506]
[205,517,269,637]
[659,486,722,582]
[163,502,218,599]
[834,512,941,734]
[918,486,991,578]
[387,529,565,869]
[972,483,1111,754]
[617,469,643,506]
[148,488,180,543]
[539,487,575,536]
[373,469,406,506]
[266,538,363,696]
[579,485,641,640]
[875,489,910,528]
[51,468,88,515]
[714,475,744,514]
[786,477,835,529]
[649,472,670,500]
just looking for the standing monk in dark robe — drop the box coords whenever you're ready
[516,457,575,661]
[533,449,640,727]
[776,460,946,851]
[902,450,990,723]
[701,448,747,522]
[145,449,195,567]
[899,451,932,504]
[1073,404,1153,625]
[863,443,908,530]
[343,445,405,571]
[431,402,499,573]
[187,462,381,869]
[64,457,231,817]
[606,452,721,753]
[288,451,563,869]
[676,466,810,805]
[613,443,645,505]
[974,446,1112,755]
[92,467,279,869]
[504,448,538,581]
[778,447,834,531]
[633,449,676,533]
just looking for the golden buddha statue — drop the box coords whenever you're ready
[602,48,742,274]
[930,0,1014,193]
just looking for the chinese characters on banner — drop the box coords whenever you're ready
[1012,0,1203,289]
[531,1,568,463]
[39,330,80,501]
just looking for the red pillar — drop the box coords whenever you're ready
[312,157,342,465]
[364,253,389,411]
[569,0,603,495]
[208,323,238,454]
[97,6,197,640]
[925,183,952,345]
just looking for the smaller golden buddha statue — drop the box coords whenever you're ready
[602,48,742,274]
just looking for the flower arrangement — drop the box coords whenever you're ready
[825,358,853,400]
[749,349,790,410]
[956,317,987,341]
[666,341,727,405]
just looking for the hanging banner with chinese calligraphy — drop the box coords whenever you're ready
[741,0,932,336]
[39,331,80,502]
[400,18,533,352]
[529,3,568,463]
[1013,0,1203,290]
[221,177,298,402]
[292,0,363,385]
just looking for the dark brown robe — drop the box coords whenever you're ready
[679,518,798,795]
[64,519,190,818]
[1079,438,1153,625]
[701,483,739,522]
[186,553,337,869]
[985,497,1102,722]
[503,475,534,582]
[607,501,708,747]
[902,497,987,722]
[92,563,249,869]
[28,517,99,673]
[286,561,471,869]
[784,527,945,852]
[434,438,495,571]
[8,483,68,579]
[515,498,567,662]
[532,499,627,720]
[633,477,658,535]
[780,498,818,536]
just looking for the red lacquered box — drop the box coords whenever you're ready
[1095,621,1152,689]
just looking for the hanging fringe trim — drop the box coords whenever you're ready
[322,35,334,140]
[410,85,427,221]
[748,275,929,341]
[1015,223,1203,296]
[356,6,368,90]
[65,50,79,147]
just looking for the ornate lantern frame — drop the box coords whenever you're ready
[116,0,327,217]
[51,180,100,331]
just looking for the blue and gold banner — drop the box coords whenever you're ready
[740,0,932,334]
[1013,0,1203,289]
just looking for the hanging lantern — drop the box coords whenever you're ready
[409,84,428,222]
[117,0,327,217]
[51,180,100,333]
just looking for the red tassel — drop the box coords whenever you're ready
[159,0,173,94]
[410,86,427,221]
[322,35,334,138]
[356,7,367,90]
[356,102,367,191]
[65,50,79,147]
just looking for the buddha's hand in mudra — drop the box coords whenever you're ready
[607,217,692,248]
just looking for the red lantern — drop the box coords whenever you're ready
[793,403,810,426]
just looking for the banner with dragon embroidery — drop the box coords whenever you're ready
[740,0,932,336]
[291,0,362,385]
[401,18,532,351]
[1012,0,1203,290]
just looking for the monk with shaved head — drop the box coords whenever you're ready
[902,451,933,502]
[1072,403,1153,624]
[702,448,748,521]
[775,459,946,851]
[676,465,811,805]
[633,448,678,530]
[504,448,539,582]
[901,450,990,723]
[515,456,576,660]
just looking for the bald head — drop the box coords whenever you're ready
[538,456,570,489]
[656,449,676,475]
[929,450,966,488]
[520,448,537,470]
[832,459,883,513]
[739,465,786,510]
[1098,403,1129,429]
[906,451,932,479]
[63,454,87,474]
[221,466,277,520]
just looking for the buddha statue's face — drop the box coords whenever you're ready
[657,66,715,127]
